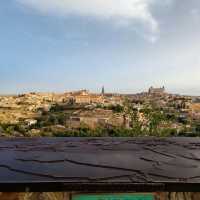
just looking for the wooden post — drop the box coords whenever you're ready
[0,192,24,200]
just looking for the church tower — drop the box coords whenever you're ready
[101,86,105,96]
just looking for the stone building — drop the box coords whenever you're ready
[149,86,165,95]
[67,109,125,129]
[72,90,104,104]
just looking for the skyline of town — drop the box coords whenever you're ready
[1,84,200,138]
[0,86,200,97]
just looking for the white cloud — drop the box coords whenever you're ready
[16,0,159,41]
[191,8,200,22]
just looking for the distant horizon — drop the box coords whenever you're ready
[0,86,200,97]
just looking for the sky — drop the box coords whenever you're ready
[0,0,200,95]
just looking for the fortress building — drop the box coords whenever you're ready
[148,86,165,95]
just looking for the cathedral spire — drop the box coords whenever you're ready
[101,86,105,96]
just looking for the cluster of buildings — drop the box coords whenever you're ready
[0,93,57,124]
[62,88,126,129]
[64,87,123,106]
[129,86,200,132]
[0,86,200,134]
[68,90,105,104]
[0,88,124,126]
[67,109,128,129]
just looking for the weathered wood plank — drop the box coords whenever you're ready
[0,137,200,192]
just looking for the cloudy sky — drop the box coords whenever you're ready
[0,0,200,95]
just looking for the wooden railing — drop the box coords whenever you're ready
[0,137,200,199]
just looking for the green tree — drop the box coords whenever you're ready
[123,98,143,134]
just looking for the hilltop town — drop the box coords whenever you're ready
[0,87,200,137]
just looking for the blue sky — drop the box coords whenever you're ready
[0,0,200,95]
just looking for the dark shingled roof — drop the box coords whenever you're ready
[0,137,200,192]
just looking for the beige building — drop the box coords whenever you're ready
[67,109,126,129]
[72,90,104,104]
[190,103,200,119]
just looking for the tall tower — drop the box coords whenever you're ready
[101,86,105,96]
